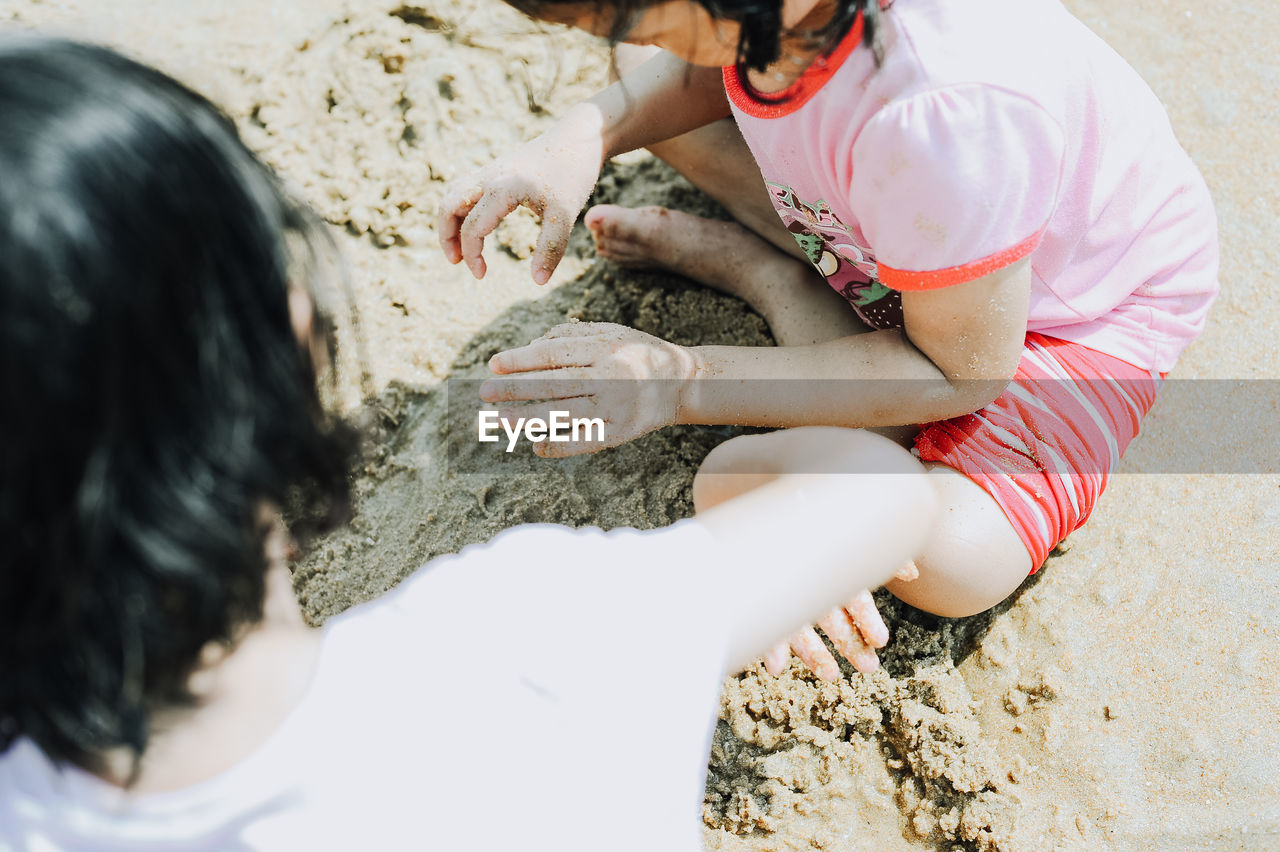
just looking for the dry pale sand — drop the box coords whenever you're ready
[6,0,1278,849]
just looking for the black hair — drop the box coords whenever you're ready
[0,37,358,770]
[508,0,879,91]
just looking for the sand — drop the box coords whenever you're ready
[6,0,1279,848]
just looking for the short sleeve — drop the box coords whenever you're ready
[850,84,1066,291]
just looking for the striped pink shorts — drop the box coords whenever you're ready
[914,333,1161,571]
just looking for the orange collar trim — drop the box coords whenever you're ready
[722,11,864,120]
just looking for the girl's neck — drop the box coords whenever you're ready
[745,0,843,94]
[93,523,321,793]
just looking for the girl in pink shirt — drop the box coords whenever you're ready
[438,0,1219,680]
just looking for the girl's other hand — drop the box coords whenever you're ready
[765,562,919,680]
[480,322,698,456]
[437,117,603,286]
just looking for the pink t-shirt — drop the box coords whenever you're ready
[724,0,1218,372]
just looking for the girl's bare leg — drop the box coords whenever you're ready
[586,204,866,346]
[597,45,869,345]
[694,429,1033,619]
[888,464,1032,617]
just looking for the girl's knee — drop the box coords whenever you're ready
[695,438,1030,616]
[888,465,1033,618]
[693,433,784,512]
[693,428,923,512]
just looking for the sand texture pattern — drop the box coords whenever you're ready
[6,0,1279,848]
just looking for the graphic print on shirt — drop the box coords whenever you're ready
[766,182,904,329]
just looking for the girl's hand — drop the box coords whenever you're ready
[437,116,603,286]
[480,322,699,456]
[764,562,919,681]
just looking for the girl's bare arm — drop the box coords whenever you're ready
[483,260,1031,451]
[578,51,731,160]
[680,261,1032,428]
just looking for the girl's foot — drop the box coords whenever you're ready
[584,204,810,304]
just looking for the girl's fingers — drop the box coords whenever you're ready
[538,321,619,341]
[790,626,841,682]
[489,338,602,374]
[480,369,598,403]
[846,589,890,649]
[440,224,462,265]
[459,189,523,279]
[818,607,878,674]
[531,202,573,285]
[847,644,880,674]
[437,181,484,264]
[894,560,920,583]
[763,640,792,676]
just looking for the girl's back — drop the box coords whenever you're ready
[0,523,727,851]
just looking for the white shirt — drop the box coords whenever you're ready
[0,522,728,851]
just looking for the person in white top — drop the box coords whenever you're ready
[0,36,934,850]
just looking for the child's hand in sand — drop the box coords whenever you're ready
[764,562,919,680]
[481,321,697,456]
[437,117,603,285]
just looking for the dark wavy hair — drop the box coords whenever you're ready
[508,0,879,85]
[0,38,358,770]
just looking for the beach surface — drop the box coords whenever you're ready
[6,0,1278,848]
